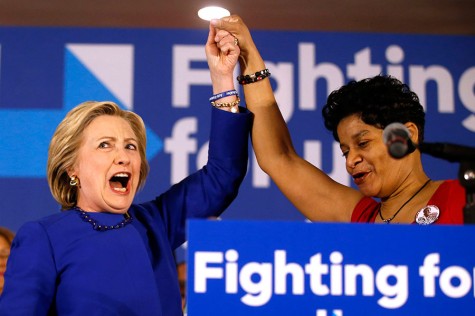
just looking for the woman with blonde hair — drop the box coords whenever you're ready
[0,24,251,315]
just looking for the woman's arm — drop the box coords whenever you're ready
[143,22,252,249]
[211,16,363,222]
[205,23,240,113]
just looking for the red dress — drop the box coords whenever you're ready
[351,180,466,224]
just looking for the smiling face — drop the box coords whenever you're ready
[337,114,407,198]
[70,115,141,214]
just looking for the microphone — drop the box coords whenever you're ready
[382,122,416,159]
[383,122,475,162]
[418,142,475,162]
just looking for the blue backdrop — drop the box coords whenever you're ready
[0,27,474,231]
[188,220,475,315]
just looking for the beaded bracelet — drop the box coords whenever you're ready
[209,89,238,103]
[211,97,240,113]
[237,69,271,85]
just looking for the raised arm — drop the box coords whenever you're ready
[211,16,363,222]
[143,22,252,249]
[205,23,240,113]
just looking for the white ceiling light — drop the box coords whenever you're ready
[197,6,230,21]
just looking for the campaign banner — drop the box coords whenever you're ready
[187,220,475,315]
[0,27,474,230]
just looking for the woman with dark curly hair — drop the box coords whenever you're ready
[210,15,465,225]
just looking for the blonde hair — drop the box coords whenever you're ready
[47,101,149,209]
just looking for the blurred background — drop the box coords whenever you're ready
[0,1,474,232]
[1,0,474,34]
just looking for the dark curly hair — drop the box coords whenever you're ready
[322,75,425,143]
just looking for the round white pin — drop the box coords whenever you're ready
[415,205,440,225]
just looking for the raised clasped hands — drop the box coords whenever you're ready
[206,19,240,81]
[210,15,263,78]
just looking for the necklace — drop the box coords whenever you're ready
[379,179,431,224]
[74,207,133,231]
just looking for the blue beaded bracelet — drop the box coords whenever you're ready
[209,89,239,103]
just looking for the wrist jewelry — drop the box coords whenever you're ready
[211,97,240,113]
[237,69,271,85]
[209,90,238,103]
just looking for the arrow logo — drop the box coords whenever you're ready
[0,43,162,177]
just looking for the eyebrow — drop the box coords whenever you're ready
[352,130,370,139]
[339,130,370,149]
[97,136,138,143]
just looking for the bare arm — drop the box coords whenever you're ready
[211,16,363,222]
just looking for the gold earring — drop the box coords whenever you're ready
[70,175,81,188]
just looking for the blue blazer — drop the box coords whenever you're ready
[0,107,252,315]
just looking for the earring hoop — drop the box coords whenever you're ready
[70,175,81,188]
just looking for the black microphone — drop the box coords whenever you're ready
[382,122,416,159]
[418,142,475,162]
[383,122,475,162]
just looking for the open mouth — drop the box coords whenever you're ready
[109,172,130,193]
[352,172,367,185]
